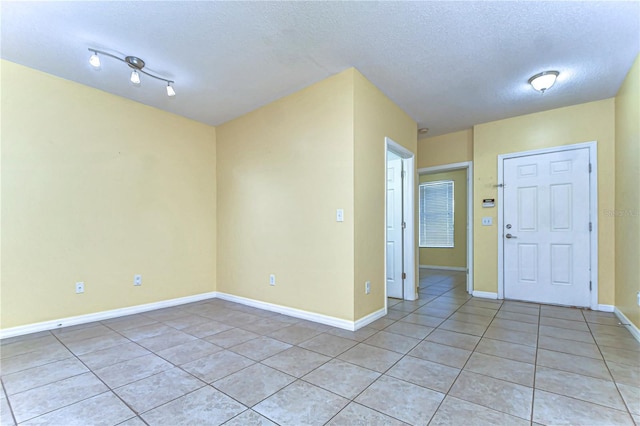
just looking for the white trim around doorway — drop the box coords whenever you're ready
[418,161,474,295]
[385,137,417,303]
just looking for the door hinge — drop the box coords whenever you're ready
[402,221,407,229]
[589,281,592,291]
[401,171,406,179]
[589,222,592,232]
[402,272,407,279]
[589,163,592,173]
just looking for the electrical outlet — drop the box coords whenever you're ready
[365,281,371,294]
[637,291,640,307]
[269,274,276,286]
[134,274,142,286]
[482,217,493,226]
[75,282,85,294]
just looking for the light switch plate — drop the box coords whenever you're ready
[336,209,344,222]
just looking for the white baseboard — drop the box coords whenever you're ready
[472,291,498,299]
[420,265,467,272]
[0,292,218,340]
[354,307,387,330]
[614,307,640,343]
[216,292,356,331]
[2,290,391,339]
[597,304,615,313]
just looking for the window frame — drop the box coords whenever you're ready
[419,180,455,248]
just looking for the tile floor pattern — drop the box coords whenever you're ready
[1,270,639,425]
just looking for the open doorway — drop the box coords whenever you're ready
[417,161,474,295]
[385,137,416,303]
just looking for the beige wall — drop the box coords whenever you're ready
[353,71,417,319]
[216,68,416,322]
[473,99,616,304]
[419,170,467,268]
[216,69,356,320]
[2,64,416,330]
[4,56,630,332]
[417,129,473,169]
[615,55,640,327]
[1,61,217,329]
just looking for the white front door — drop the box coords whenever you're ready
[503,148,591,307]
[386,157,404,299]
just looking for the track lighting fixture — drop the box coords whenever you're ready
[88,48,176,96]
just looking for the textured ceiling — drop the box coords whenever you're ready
[2,1,639,136]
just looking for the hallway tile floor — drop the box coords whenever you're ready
[1,270,638,425]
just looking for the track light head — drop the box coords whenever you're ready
[166,83,176,97]
[130,70,141,85]
[89,51,101,68]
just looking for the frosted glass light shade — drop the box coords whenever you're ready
[529,71,559,93]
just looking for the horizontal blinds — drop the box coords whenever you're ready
[419,180,454,248]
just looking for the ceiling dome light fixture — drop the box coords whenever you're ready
[528,70,559,94]
[88,48,175,96]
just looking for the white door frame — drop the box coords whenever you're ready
[385,137,417,301]
[497,141,599,309]
[417,161,474,294]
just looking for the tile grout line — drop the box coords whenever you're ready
[583,309,637,421]
[425,302,489,425]
[0,378,18,426]
[3,273,637,426]
[322,276,467,425]
[530,302,542,425]
[58,317,262,423]
[3,329,143,425]
[431,298,538,423]
[101,313,282,423]
[49,330,152,425]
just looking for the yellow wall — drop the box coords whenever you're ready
[419,170,467,268]
[473,99,616,304]
[614,55,640,327]
[353,71,417,318]
[1,61,217,329]
[216,69,356,320]
[4,55,629,333]
[417,129,473,169]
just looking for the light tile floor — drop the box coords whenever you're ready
[1,269,639,425]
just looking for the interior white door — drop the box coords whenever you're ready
[386,157,404,299]
[503,148,591,307]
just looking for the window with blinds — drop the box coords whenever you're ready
[419,180,454,248]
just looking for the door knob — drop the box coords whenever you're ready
[505,233,517,239]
